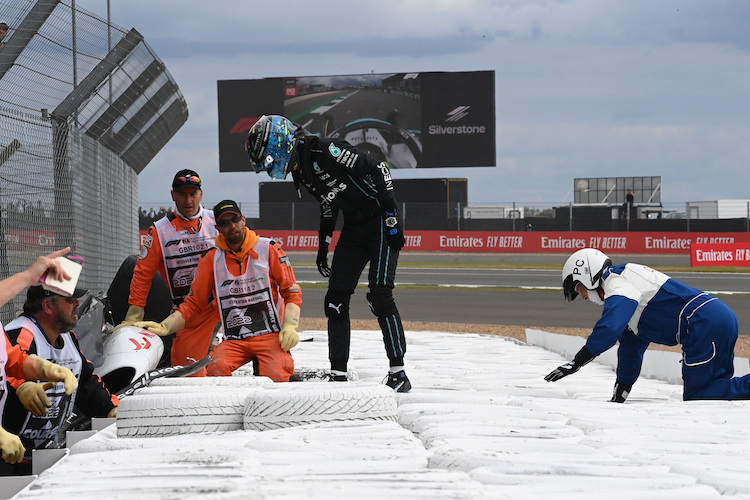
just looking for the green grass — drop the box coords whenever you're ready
[291,260,750,273]
[296,281,561,292]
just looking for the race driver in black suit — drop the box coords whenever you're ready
[246,115,410,392]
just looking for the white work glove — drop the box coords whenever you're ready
[0,427,25,464]
[135,313,184,337]
[113,305,144,332]
[39,359,78,395]
[279,303,300,352]
[17,381,54,417]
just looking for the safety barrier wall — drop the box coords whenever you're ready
[138,229,750,257]
[0,1,187,323]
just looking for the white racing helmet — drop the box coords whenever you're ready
[97,326,164,394]
[562,248,612,302]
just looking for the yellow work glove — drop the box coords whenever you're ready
[113,305,144,332]
[133,320,170,336]
[17,381,54,417]
[279,303,300,352]
[135,313,184,337]
[39,359,78,395]
[107,407,117,418]
[0,427,25,464]
[279,325,299,352]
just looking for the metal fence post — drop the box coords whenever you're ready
[569,201,573,231]
[626,201,631,232]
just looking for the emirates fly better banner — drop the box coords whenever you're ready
[136,230,750,266]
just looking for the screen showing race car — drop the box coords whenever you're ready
[217,70,495,172]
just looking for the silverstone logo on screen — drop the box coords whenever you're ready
[446,106,470,122]
[428,105,487,136]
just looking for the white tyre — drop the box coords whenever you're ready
[132,385,262,395]
[243,383,397,431]
[117,390,258,438]
[150,376,274,387]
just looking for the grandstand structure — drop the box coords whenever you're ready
[0,0,187,321]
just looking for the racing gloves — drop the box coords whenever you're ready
[0,427,25,464]
[279,303,301,352]
[610,382,633,403]
[113,305,145,332]
[544,346,595,382]
[316,231,332,277]
[384,210,405,251]
[17,381,54,416]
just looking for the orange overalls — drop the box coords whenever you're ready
[179,228,301,381]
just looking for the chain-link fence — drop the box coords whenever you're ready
[0,0,187,322]
[135,200,750,234]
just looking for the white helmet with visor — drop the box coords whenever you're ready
[562,248,612,303]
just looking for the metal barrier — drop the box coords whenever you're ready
[0,0,187,322]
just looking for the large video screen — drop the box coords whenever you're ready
[217,70,495,172]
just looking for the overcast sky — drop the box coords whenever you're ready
[75,0,750,208]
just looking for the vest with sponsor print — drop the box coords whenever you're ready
[155,209,218,302]
[4,316,82,450]
[213,238,282,340]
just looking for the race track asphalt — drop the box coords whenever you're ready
[289,252,750,332]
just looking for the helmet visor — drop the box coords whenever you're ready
[562,275,579,302]
[246,116,271,172]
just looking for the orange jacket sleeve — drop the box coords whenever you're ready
[6,326,34,389]
[177,248,217,325]
[129,225,165,308]
[4,335,29,385]
[268,241,302,308]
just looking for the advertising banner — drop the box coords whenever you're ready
[4,230,57,249]
[139,230,750,257]
[217,70,496,172]
[690,243,750,267]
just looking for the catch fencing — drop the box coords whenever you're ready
[0,0,187,322]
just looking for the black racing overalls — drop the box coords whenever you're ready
[294,137,406,372]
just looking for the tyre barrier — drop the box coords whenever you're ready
[116,390,260,438]
[117,380,397,438]
[150,376,274,387]
[243,383,398,431]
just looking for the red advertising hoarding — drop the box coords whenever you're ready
[139,230,750,256]
[691,243,750,267]
[4,230,57,249]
